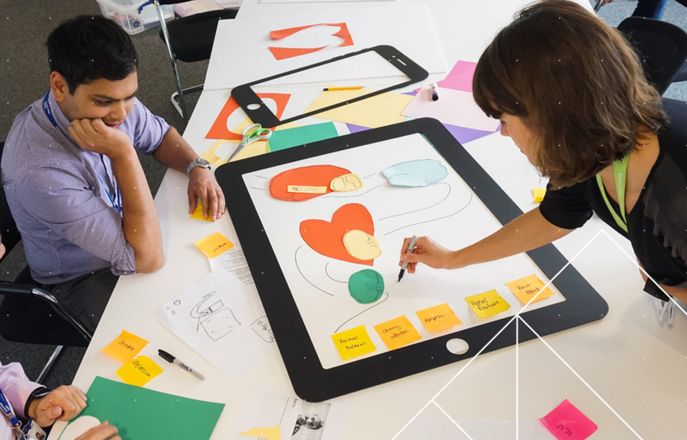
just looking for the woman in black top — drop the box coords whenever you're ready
[398,0,687,302]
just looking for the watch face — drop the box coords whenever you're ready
[197,158,210,167]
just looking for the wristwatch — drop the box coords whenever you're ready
[185,157,211,175]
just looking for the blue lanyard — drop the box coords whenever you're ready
[42,93,122,215]
[0,388,28,439]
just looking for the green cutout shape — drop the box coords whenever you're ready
[348,269,385,304]
[269,122,339,151]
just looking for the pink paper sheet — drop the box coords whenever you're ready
[539,399,598,440]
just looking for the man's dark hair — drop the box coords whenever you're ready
[47,15,138,94]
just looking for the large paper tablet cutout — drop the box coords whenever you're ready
[330,173,363,192]
[342,229,381,261]
[270,165,351,201]
[331,325,376,361]
[300,203,375,265]
[348,269,384,304]
[539,399,598,440]
[506,274,554,305]
[268,23,353,60]
[465,289,511,319]
[206,93,289,140]
[382,159,448,187]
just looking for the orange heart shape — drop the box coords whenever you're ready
[299,203,374,265]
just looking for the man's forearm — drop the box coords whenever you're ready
[153,127,197,173]
[111,148,163,272]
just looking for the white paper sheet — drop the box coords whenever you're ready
[205,2,446,89]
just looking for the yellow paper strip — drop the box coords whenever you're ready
[115,355,163,387]
[194,232,234,259]
[465,290,511,319]
[374,315,422,350]
[331,325,376,361]
[240,427,281,440]
[101,330,148,364]
[506,274,554,305]
[287,185,328,194]
[416,303,462,333]
[306,90,413,128]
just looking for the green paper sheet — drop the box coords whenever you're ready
[269,122,338,152]
[60,376,224,440]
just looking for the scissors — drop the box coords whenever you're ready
[228,123,272,161]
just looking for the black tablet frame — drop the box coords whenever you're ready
[215,118,608,402]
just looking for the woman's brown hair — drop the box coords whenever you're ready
[473,0,665,187]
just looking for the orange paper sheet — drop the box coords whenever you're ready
[506,274,554,305]
[206,93,289,140]
[194,232,234,259]
[270,164,350,201]
[268,23,353,60]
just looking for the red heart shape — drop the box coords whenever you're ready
[299,203,374,265]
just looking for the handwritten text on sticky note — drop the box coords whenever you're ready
[539,399,598,440]
[416,303,462,332]
[374,315,422,350]
[101,330,148,364]
[331,325,376,360]
[194,232,234,259]
[465,290,510,318]
[506,274,554,305]
[115,355,163,387]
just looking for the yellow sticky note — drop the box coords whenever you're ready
[240,427,280,440]
[374,315,422,350]
[331,325,377,361]
[194,232,234,259]
[506,274,554,304]
[416,303,462,333]
[532,187,546,203]
[115,355,163,387]
[465,290,511,319]
[101,330,148,364]
[190,201,214,222]
[287,185,328,194]
[307,90,413,128]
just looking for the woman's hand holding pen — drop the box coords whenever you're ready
[398,236,456,273]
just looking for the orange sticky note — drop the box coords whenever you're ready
[416,303,462,332]
[115,355,163,387]
[374,315,422,350]
[194,232,234,259]
[331,325,376,360]
[190,202,214,222]
[532,187,546,203]
[101,330,148,364]
[465,290,511,318]
[506,274,554,304]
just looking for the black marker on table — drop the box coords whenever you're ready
[158,349,205,380]
[429,83,439,101]
[398,235,418,282]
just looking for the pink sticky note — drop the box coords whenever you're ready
[438,60,477,92]
[539,399,598,440]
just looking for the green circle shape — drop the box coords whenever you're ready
[348,269,385,304]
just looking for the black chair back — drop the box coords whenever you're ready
[618,17,687,94]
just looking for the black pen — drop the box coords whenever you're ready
[158,349,205,380]
[398,235,418,282]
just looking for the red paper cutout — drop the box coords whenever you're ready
[270,165,350,202]
[205,93,290,140]
[268,23,353,61]
[300,203,375,266]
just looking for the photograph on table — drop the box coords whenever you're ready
[216,118,608,401]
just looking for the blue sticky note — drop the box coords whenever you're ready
[382,159,448,187]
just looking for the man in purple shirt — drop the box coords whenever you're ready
[1,15,225,331]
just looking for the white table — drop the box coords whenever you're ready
[51,1,687,438]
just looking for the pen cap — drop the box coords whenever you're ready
[158,349,175,363]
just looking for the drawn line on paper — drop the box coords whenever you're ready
[383,193,473,236]
[295,246,335,297]
[379,183,450,220]
[324,262,348,284]
[201,308,241,341]
[334,291,389,333]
